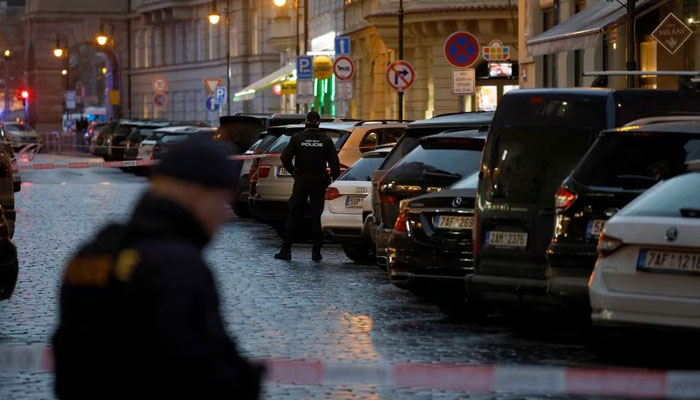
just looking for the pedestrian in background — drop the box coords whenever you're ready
[275,111,340,262]
[52,137,263,399]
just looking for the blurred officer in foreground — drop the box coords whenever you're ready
[275,111,340,261]
[52,137,262,399]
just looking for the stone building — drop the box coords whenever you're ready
[520,0,700,90]
[343,0,519,120]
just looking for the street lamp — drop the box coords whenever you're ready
[53,37,64,58]
[273,0,286,6]
[207,1,230,114]
[3,50,10,59]
[61,69,67,76]
[96,32,109,47]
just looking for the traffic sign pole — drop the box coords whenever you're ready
[398,0,404,120]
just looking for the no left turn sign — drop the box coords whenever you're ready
[333,56,355,81]
[385,60,416,92]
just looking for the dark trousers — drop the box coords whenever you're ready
[284,178,326,249]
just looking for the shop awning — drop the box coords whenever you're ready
[233,64,296,102]
[526,0,650,56]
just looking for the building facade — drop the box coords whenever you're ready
[344,0,519,120]
[520,0,700,90]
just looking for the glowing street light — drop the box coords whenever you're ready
[208,12,220,24]
[61,69,68,76]
[96,34,109,46]
[53,48,64,58]
[102,67,107,75]
[273,0,287,6]
[3,49,10,59]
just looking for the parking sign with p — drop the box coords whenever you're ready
[296,56,314,80]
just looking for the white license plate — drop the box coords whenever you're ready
[436,215,474,230]
[345,195,364,208]
[638,250,700,274]
[487,231,528,249]
[277,167,292,177]
[587,219,606,237]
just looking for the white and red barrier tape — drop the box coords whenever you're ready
[1,345,698,398]
[11,159,158,172]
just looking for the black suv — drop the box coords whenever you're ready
[386,131,484,309]
[370,112,493,268]
[469,89,700,309]
[547,119,700,309]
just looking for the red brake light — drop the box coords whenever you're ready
[393,210,409,233]
[325,187,340,200]
[258,165,271,178]
[555,187,577,211]
[529,96,543,104]
[379,194,398,204]
[597,234,623,257]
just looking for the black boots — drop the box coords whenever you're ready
[312,246,323,262]
[274,246,292,261]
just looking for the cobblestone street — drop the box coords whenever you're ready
[0,155,694,399]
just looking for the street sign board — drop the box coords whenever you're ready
[335,36,351,55]
[333,56,355,81]
[152,77,168,93]
[296,56,314,80]
[385,60,416,93]
[214,86,227,105]
[337,81,353,100]
[444,31,480,68]
[652,13,693,55]
[297,80,314,96]
[483,40,510,61]
[205,96,220,112]
[452,69,475,95]
[109,90,120,105]
[153,92,169,108]
[204,78,222,95]
[65,90,76,109]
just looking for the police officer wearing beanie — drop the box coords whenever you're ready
[275,111,340,261]
[52,137,262,400]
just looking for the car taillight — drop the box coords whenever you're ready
[597,234,623,257]
[554,187,577,211]
[325,187,340,200]
[393,210,409,233]
[379,193,397,204]
[258,165,271,178]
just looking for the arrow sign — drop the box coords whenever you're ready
[204,78,222,95]
[444,32,480,68]
[385,60,416,93]
[205,96,220,112]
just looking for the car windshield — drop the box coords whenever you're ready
[339,156,386,182]
[7,124,30,132]
[573,135,700,190]
[383,140,483,186]
[620,172,700,217]
[267,129,349,153]
[160,133,189,144]
[450,172,480,189]
[115,124,136,136]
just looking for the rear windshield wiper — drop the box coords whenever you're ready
[680,208,700,218]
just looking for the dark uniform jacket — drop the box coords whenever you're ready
[52,194,262,400]
[280,128,341,182]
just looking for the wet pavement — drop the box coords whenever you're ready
[0,154,697,399]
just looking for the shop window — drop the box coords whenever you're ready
[542,7,557,87]
[640,40,657,89]
[477,86,499,111]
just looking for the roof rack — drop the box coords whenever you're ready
[624,115,700,127]
[432,111,489,118]
[352,119,413,126]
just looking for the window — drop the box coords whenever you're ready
[143,27,152,68]
[383,142,483,187]
[621,173,700,217]
[358,128,404,152]
[251,9,259,55]
[338,156,386,182]
[542,6,557,87]
[640,40,658,89]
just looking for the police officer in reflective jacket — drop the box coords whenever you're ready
[275,111,340,261]
[52,137,262,399]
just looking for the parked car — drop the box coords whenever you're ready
[108,121,171,161]
[322,147,392,262]
[123,121,185,161]
[4,122,42,150]
[589,169,700,331]
[251,122,355,233]
[384,131,484,305]
[469,89,700,311]
[246,125,295,217]
[0,205,18,300]
[370,112,493,268]
[0,126,16,237]
[152,127,217,161]
[90,121,119,156]
[548,119,700,310]
[336,121,406,169]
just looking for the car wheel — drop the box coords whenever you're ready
[342,243,374,263]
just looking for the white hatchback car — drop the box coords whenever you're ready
[590,171,700,331]
[322,147,392,262]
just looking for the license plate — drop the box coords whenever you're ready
[435,215,474,230]
[637,249,700,274]
[345,195,364,208]
[487,231,528,249]
[277,167,292,177]
[587,219,606,237]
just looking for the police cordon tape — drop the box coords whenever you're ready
[1,345,699,398]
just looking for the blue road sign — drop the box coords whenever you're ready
[214,86,227,105]
[296,56,314,80]
[205,96,220,112]
[335,36,351,55]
